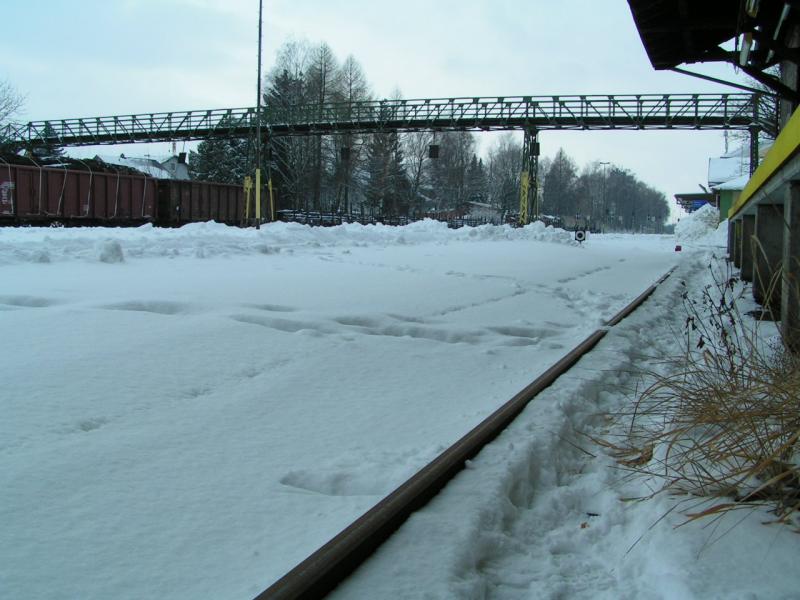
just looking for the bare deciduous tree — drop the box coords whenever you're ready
[1,79,24,128]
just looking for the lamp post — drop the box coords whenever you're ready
[599,161,610,232]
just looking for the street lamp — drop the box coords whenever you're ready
[599,161,610,232]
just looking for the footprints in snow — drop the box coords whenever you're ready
[76,417,108,433]
[246,303,297,313]
[279,470,387,497]
[231,308,566,348]
[556,264,612,284]
[100,300,190,315]
[1,292,573,349]
[0,295,61,309]
[279,447,432,497]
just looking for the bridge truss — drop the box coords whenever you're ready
[0,92,773,224]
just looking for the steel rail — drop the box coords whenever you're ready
[3,93,767,147]
[255,266,677,600]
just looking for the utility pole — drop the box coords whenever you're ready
[599,161,610,233]
[254,0,263,230]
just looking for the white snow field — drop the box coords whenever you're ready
[1,219,797,599]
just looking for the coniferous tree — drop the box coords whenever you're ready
[30,122,66,163]
[188,116,249,184]
[265,67,308,209]
[264,40,313,210]
[429,131,475,210]
[466,154,488,203]
[542,148,578,217]
[364,131,408,216]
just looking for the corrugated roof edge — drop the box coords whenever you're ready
[729,106,800,219]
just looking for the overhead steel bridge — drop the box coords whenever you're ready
[1,93,770,147]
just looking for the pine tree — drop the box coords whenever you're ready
[30,122,66,163]
[542,148,578,217]
[429,132,475,210]
[364,131,408,216]
[466,154,488,203]
[265,67,308,210]
[188,116,249,184]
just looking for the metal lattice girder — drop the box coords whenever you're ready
[5,93,768,147]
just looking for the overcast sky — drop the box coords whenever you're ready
[2,0,754,221]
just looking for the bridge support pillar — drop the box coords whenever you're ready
[749,125,760,175]
[753,203,783,313]
[519,129,539,226]
[740,214,755,282]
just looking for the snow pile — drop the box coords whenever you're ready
[96,240,125,263]
[706,218,729,247]
[0,219,575,265]
[675,203,721,244]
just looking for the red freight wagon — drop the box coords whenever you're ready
[0,162,156,224]
[0,161,272,227]
[156,179,261,226]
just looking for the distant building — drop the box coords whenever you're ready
[711,174,749,222]
[157,153,190,180]
[677,143,776,223]
[701,143,772,223]
[708,145,750,188]
[94,153,190,180]
[674,192,716,214]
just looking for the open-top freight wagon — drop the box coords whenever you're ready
[0,162,267,227]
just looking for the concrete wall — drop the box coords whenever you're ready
[753,203,783,312]
[783,183,800,350]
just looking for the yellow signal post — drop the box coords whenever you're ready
[519,128,539,227]
[268,176,275,222]
[255,168,261,229]
[244,175,253,224]
[518,171,529,226]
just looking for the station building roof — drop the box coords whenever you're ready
[627,0,739,70]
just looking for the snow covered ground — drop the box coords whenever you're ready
[1,219,796,599]
[333,223,800,600]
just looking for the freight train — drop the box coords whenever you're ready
[0,161,269,227]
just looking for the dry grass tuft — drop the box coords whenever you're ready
[614,259,800,528]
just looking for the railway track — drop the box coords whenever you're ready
[255,266,677,600]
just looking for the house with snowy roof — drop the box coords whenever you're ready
[711,173,750,223]
[681,142,774,223]
[94,153,190,180]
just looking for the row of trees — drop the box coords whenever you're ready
[189,41,489,218]
[541,149,670,231]
[190,40,669,229]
